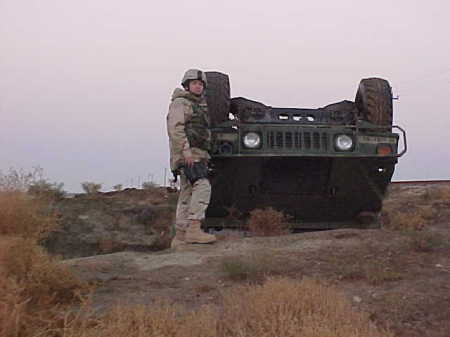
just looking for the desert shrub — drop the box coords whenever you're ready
[0,237,87,305]
[113,184,123,191]
[0,237,88,337]
[0,167,42,192]
[0,191,57,239]
[81,182,102,194]
[28,179,66,200]
[247,207,291,236]
[218,277,392,337]
[0,172,88,337]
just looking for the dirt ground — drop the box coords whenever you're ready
[65,183,450,337]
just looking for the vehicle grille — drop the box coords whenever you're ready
[266,129,329,152]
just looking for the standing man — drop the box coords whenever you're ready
[167,69,217,248]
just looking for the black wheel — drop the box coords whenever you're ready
[230,97,270,122]
[205,72,230,126]
[355,78,393,130]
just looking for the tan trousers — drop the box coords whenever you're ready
[176,171,211,226]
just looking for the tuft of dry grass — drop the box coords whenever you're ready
[247,207,291,236]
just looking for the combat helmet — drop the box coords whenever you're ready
[181,69,207,89]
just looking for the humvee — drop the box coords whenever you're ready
[203,72,407,229]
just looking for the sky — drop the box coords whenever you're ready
[1,0,449,192]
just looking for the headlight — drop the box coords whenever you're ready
[335,134,353,151]
[243,132,261,148]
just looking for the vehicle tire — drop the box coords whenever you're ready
[230,97,270,122]
[355,78,393,130]
[205,72,230,126]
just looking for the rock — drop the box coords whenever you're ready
[353,296,362,303]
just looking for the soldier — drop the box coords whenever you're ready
[167,69,217,248]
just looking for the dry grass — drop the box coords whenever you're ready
[382,184,450,232]
[31,278,391,337]
[421,185,450,205]
[218,277,392,337]
[382,208,427,231]
[405,230,450,252]
[247,207,291,236]
[0,176,89,337]
[0,191,57,239]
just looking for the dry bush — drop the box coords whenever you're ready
[0,183,88,337]
[0,237,89,337]
[218,277,391,337]
[81,182,102,194]
[28,180,66,200]
[0,167,42,192]
[0,237,88,306]
[247,207,291,236]
[0,191,57,239]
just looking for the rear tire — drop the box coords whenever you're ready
[205,72,230,126]
[355,78,393,130]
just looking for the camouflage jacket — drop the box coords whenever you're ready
[166,88,211,171]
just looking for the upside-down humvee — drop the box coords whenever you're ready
[204,72,406,229]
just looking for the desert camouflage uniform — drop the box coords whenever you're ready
[167,88,211,225]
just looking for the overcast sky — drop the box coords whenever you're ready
[1,0,449,192]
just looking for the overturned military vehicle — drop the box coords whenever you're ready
[204,72,406,228]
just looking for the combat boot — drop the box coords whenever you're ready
[185,220,217,244]
[170,223,187,249]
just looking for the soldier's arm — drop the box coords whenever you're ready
[167,99,193,165]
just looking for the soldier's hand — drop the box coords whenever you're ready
[184,156,195,168]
